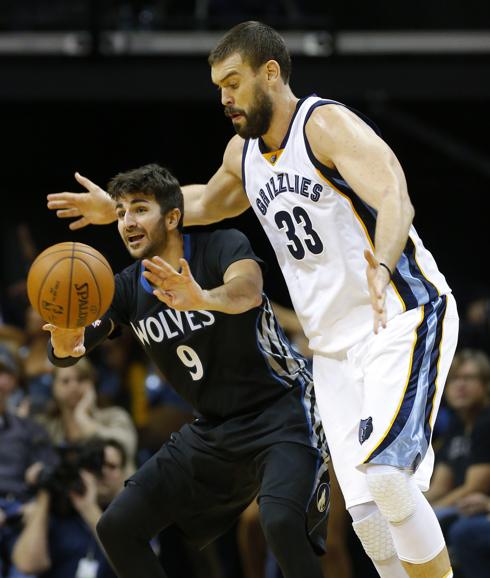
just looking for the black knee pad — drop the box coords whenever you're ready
[259,499,304,548]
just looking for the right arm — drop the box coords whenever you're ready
[12,492,51,575]
[47,136,250,229]
[182,135,250,225]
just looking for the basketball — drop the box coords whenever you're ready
[27,242,115,329]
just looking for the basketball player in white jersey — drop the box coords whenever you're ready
[48,21,459,578]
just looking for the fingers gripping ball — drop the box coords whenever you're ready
[27,242,114,328]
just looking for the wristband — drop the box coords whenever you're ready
[379,262,393,279]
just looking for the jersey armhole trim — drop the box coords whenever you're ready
[241,138,250,193]
[303,100,345,179]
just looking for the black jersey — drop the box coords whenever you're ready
[103,229,312,421]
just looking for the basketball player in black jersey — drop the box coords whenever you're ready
[44,163,328,578]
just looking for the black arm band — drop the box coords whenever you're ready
[379,262,393,279]
[47,316,116,367]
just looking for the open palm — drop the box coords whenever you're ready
[142,257,206,311]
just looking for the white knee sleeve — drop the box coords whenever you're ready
[350,502,409,578]
[366,465,445,564]
[366,466,416,524]
[351,506,396,562]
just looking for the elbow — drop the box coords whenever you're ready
[238,290,262,314]
[405,198,415,223]
[251,291,263,309]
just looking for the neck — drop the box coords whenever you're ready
[155,232,184,271]
[261,87,298,151]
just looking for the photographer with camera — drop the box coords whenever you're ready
[37,359,137,475]
[0,345,58,578]
[12,439,126,578]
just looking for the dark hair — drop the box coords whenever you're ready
[108,163,184,231]
[208,21,291,84]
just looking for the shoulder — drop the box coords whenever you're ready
[116,261,139,283]
[114,262,140,295]
[206,228,250,248]
[16,414,52,440]
[306,103,371,145]
[94,406,133,425]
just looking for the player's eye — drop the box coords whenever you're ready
[116,210,125,220]
[136,207,147,213]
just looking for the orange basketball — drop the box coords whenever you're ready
[27,242,115,329]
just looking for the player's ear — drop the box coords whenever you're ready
[264,60,280,83]
[165,208,181,231]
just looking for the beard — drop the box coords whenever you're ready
[122,223,168,261]
[225,83,274,139]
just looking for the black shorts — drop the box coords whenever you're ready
[128,388,329,554]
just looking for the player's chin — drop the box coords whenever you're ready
[126,242,148,259]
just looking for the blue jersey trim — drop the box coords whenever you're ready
[183,233,191,263]
[139,262,154,295]
[365,296,447,465]
[424,295,447,444]
[139,234,191,295]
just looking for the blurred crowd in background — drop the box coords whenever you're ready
[0,220,489,578]
[1,1,489,576]
[1,0,488,31]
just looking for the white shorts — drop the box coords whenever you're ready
[313,294,459,509]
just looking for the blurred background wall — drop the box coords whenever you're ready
[1,0,488,314]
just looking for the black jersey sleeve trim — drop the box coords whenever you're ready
[241,138,250,193]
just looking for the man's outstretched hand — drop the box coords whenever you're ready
[43,324,86,358]
[46,172,116,230]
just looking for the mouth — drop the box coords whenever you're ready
[126,233,145,247]
[225,108,245,122]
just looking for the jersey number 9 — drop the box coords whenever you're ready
[176,345,204,381]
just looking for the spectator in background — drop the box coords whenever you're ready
[447,491,490,578]
[19,307,55,416]
[12,438,126,578]
[0,345,57,578]
[426,349,490,576]
[458,292,490,357]
[37,358,137,474]
[426,349,490,509]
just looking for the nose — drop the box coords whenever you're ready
[221,88,233,107]
[124,211,136,228]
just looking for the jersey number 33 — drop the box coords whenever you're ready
[274,206,324,260]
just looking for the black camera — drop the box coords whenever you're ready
[36,440,106,516]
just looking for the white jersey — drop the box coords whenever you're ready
[242,96,451,354]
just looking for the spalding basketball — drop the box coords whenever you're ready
[27,242,115,329]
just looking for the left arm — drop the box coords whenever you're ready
[306,105,415,331]
[142,257,263,314]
